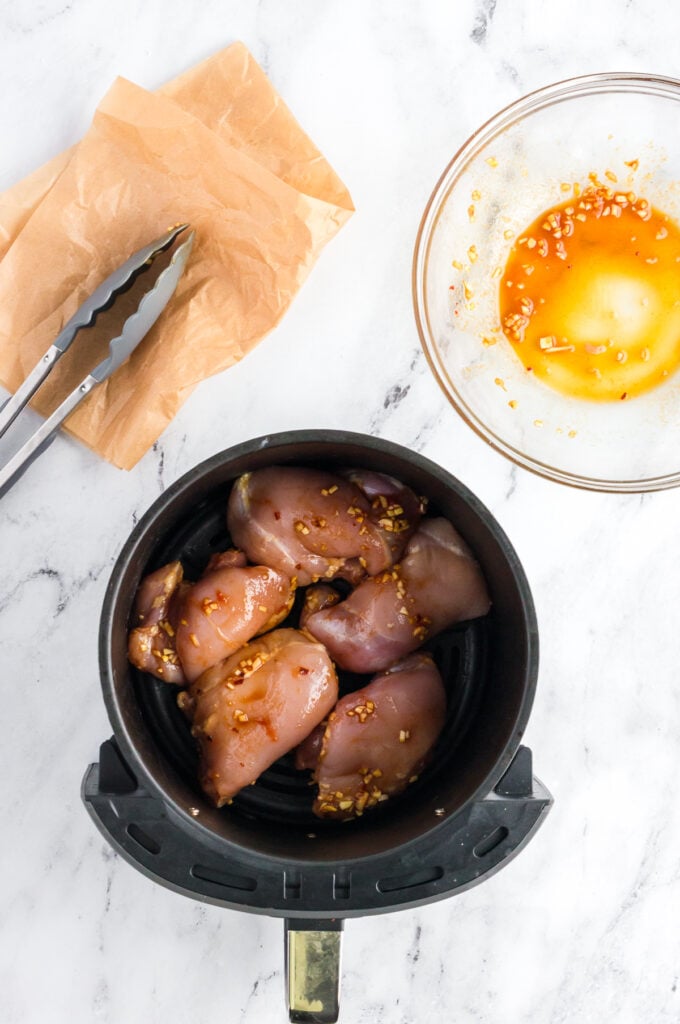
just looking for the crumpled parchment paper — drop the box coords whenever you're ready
[0,43,354,468]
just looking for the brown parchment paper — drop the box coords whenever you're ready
[0,43,354,469]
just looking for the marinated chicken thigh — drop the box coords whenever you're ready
[129,550,295,684]
[294,721,325,771]
[187,628,338,806]
[176,560,295,682]
[299,653,447,820]
[204,549,248,572]
[303,518,491,673]
[227,467,421,587]
[128,464,488,826]
[339,468,423,564]
[127,561,187,684]
[299,583,342,627]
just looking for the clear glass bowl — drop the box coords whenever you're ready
[413,73,680,492]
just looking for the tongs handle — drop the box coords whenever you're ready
[0,375,96,498]
[0,344,62,439]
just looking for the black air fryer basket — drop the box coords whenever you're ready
[83,431,552,1023]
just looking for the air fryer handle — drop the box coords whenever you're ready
[284,918,344,1024]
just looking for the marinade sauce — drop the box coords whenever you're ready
[499,175,680,401]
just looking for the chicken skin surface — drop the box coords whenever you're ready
[296,652,447,820]
[303,518,491,673]
[227,467,421,587]
[127,561,187,684]
[187,629,338,806]
[128,550,295,684]
[175,560,295,682]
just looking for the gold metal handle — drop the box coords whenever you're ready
[285,919,343,1023]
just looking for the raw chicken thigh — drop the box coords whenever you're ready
[128,463,491,821]
[128,550,295,684]
[186,628,338,807]
[204,549,248,571]
[127,561,188,684]
[297,652,447,820]
[299,583,341,627]
[303,518,491,673]
[339,468,423,565]
[294,721,325,772]
[227,467,421,587]
[176,558,295,682]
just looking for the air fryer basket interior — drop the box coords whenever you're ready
[100,432,538,864]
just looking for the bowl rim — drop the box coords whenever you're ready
[412,71,680,493]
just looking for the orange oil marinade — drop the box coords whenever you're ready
[499,178,680,401]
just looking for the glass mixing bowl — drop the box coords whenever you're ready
[413,73,680,492]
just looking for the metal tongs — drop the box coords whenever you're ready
[0,222,194,498]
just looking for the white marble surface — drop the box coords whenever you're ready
[1,1,680,1022]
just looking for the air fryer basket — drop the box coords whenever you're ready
[84,430,551,1023]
